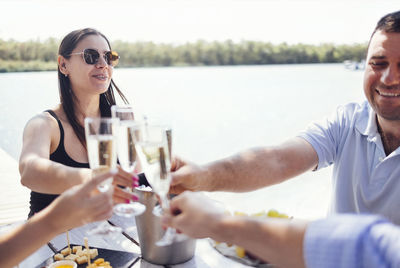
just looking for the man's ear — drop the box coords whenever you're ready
[58,55,68,76]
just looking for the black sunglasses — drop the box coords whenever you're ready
[69,48,120,67]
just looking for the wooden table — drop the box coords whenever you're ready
[4,214,253,268]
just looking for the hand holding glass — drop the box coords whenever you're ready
[111,105,146,217]
[84,117,122,235]
[133,123,187,246]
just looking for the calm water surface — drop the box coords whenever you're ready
[0,64,365,219]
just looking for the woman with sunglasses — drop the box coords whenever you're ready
[19,28,139,217]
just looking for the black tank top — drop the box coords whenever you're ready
[28,110,89,217]
[28,110,150,217]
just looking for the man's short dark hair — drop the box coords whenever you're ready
[371,11,400,38]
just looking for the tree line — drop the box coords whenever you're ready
[0,38,367,72]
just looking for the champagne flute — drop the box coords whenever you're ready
[111,105,146,217]
[84,117,122,236]
[132,123,187,246]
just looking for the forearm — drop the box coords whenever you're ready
[204,147,282,192]
[212,216,307,268]
[205,138,317,192]
[0,210,60,267]
[20,156,91,194]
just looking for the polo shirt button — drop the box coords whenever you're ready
[379,157,384,162]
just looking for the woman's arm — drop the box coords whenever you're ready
[19,113,91,194]
[0,171,115,268]
[19,113,138,203]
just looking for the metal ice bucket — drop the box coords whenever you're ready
[134,187,196,265]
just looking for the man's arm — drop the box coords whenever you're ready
[171,137,318,193]
[165,191,307,267]
[215,216,307,267]
[0,171,115,268]
[165,192,400,268]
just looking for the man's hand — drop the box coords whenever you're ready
[162,191,225,238]
[169,156,208,194]
[46,170,117,231]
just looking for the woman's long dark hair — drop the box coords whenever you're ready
[58,28,128,148]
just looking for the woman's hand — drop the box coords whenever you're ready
[111,166,139,204]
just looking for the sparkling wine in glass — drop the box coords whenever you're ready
[111,105,146,217]
[86,134,115,192]
[84,117,122,236]
[133,123,187,246]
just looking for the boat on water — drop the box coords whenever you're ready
[343,60,365,70]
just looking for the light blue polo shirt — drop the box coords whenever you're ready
[298,101,400,225]
[304,214,400,268]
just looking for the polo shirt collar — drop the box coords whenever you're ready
[355,103,378,140]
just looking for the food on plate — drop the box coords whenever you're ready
[89,249,98,259]
[54,253,64,261]
[235,209,289,258]
[60,247,71,256]
[235,246,246,258]
[53,237,109,267]
[54,246,100,265]
[72,245,82,254]
[265,209,289,218]
[86,258,112,268]
[94,258,105,265]
[250,209,289,219]
[76,255,88,265]
[75,248,98,258]
[213,208,290,264]
[64,254,78,261]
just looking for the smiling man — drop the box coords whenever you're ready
[170,10,400,225]
[364,29,400,154]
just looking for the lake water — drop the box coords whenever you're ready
[0,64,365,219]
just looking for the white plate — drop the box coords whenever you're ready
[209,239,273,267]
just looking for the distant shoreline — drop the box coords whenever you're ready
[0,39,367,73]
[0,61,353,74]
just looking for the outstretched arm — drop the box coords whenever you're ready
[170,137,318,193]
[165,192,400,268]
[163,191,307,268]
[0,170,115,268]
[19,113,91,194]
[19,113,138,203]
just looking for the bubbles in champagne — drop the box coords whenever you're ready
[117,122,138,171]
[135,141,171,196]
[87,135,116,191]
[87,135,116,168]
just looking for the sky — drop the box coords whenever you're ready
[0,0,399,45]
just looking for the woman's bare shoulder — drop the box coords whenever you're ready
[24,107,60,133]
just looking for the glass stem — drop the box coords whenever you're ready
[160,194,170,212]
